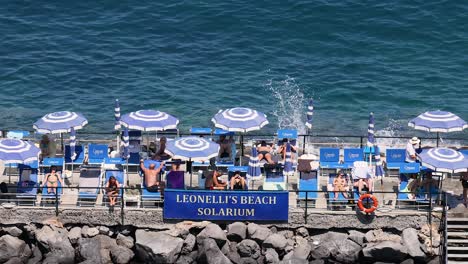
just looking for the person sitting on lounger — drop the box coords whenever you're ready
[257,141,275,164]
[419,171,438,193]
[333,171,349,199]
[461,172,468,207]
[277,138,297,162]
[140,159,165,192]
[205,170,227,190]
[44,166,63,195]
[217,135,234,159]
[106,176,120,209]
[405,137,420,163]
[152,137,171,161]
[230,171,246,190]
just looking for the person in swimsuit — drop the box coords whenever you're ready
[230,171,246,190]
[205,170,227,190]
[217,135,234,159]
[461,172,468,207]
[44,166,63,194]
[152,137,171,160]
[333,172,348,199]
[257,141,275,164]
[140,159,165,193]
[277,138,298,162]
[106,175,120,209]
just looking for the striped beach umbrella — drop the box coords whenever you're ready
[305,99,313,129]
[122,127,130,160]
[367,112,375,147]
[211,107,269,133]
[0,139,40,164]
[409,111,467,133]
[165,137,219,162]
[33,111,88,134]
[114,99,121,131]
[418,148,468,173]
[247,147,261,179]
[120,110,179,131]
[284,143,294,176]
[69,128,76,161]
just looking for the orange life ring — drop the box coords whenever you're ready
[357,194,378,214]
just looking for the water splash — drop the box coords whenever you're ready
[264,76,310,134]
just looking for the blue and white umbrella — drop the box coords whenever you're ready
[165,137,219,162]
[211,107,269,133]
[120,110,179,132]
[69,128,77,161]
[247,147,261,179]
[409,111,468,133]
[0,139,40,164]
[33,111,88,134]
[367,112,375,147]
[418,148,468,173]
[305,99,313,129]
[284,143,294,176]
[114,99,121,131]
[122,127,130,160]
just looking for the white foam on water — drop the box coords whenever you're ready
[264,76,311,135]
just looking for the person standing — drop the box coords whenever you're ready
[405,137,420,163]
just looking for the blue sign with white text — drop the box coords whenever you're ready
[164,190,289,221]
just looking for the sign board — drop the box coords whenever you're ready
[164,190,289,221]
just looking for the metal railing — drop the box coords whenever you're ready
[1,186,445,225]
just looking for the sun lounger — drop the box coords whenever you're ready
[65,145,84,165]
[297,170,319,206]
[262,164,286,190]
[140,160,164,207]
[77,166,103,206]
[40,166,63,206]
[227,166,249,190]
[213,129,236,167]
[88,144,109,164]
[103,169,125,206]
[166,170,185,189]
[343,148,364,169]
[396,163,425,208]
[385,149,406,170]
[190,127,212,136]
[16,162,39,206]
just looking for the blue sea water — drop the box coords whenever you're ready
[1,1,467,137]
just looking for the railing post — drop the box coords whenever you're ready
[429,190,432,248]
[359,136,363,148]
[55,186,59,217]
[121,187,125,225]
[304,191,308,224]
[302,135,306,154]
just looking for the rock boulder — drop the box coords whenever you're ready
[135,230,183,263]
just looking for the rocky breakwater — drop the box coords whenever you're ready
[0,219,441,263]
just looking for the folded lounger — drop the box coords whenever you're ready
[77,165,103,206]
[16,162,39,206]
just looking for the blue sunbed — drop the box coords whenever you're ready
[16,162,39,205]
[140,160,164,207]
[386,149,406,169]
[320,148,343,169]
[65,145,85,165]
[103,169,125,206]
[77,166,102,206]
[298,171,319,200]
[88,144,109,164]
[343,148,364,168]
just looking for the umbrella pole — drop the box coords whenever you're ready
[189,158,192,188]
[240,134,244,166]
[436,132,439,147]
[116,131,120,153]
[126,159,129,186]
[8,163,11,184]
[60,133,64,155]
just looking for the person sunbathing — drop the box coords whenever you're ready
[230,171,246,190]
[44,166,63,194]
[205,170,227,190]
[105,176,120,209]
[152,137,171,160]
[333,172,349,199]
[257,141,275,164]
[277,138,297,162]
[217,135,234,159]
[140,159,165,192]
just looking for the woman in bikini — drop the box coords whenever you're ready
[257,141,275,164]
[44,166,63,194]
[106,176,120,209]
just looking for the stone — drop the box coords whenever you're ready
[263,234,287,252]
[176,255,195,264]
[27,245,43,264]
[222,240,232,255]
[135,230,183,263]
[197,238,233,264]
[4,257,22,264]
[329,239,361,264]
[365,229,401,243]
[111,246,135,264]
[36,225,74,263]
[279,258,308,264]
[81,226,99,238]
[400,259,414,264]
[0,235,32,263]
[248,223,272,244]
[265,248,279,264]
[296,227,309,238]
[181,234,196,255]
[362,241,408,263]
[237,239,261,259]
[2,226,23,237]
[226,242,242,264]
[98,226,110,235]
[278,230,294,240]
[116,233,134,249]
[166,224,190,239]
[270,226,278,233]
[283,251,294,261]
[291,242,311,260]
[309,260,325,264]
[309,232,348,260]
[227,222,247,242]
[285,239,295,253]
[197,223,228,248]
[68,226,82,244]
[348,230,366,246]
[78,235,134,264]
[402,228,425,261]
[24,224,37,240]
[240,257,257,264]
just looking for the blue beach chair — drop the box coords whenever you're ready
[65,145,85,165]
[16,162,39,206]
[343,148,364,169]
[227,166,249,190]
[88,144,109,164]
[327,173,349,205]
[385,149,406,169]
[396,163,424,208]
[77,165,102,206]
[262,164,286,190]
[298,170,319,207]
[103,169,125,207]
